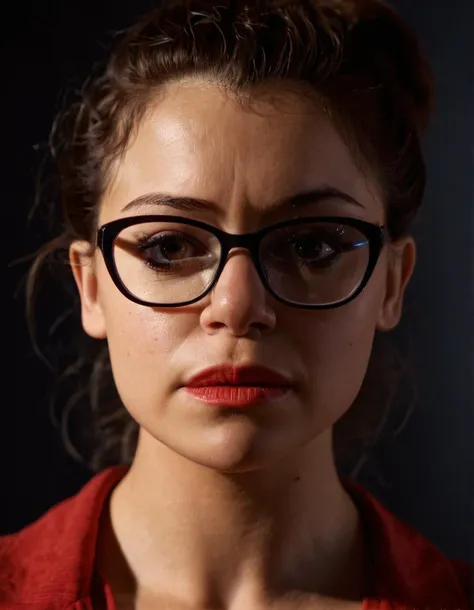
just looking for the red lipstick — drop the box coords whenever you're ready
[184,365,293,408]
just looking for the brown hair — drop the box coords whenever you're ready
[27,0,435,476]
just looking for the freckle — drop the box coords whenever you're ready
[293,476,301,483]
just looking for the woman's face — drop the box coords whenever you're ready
[71,82,415,472]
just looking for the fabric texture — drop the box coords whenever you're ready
[0,466,472,610]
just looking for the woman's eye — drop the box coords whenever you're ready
[140,233,205,266]
[154,236,190,260]
[292,234,335,261]
[285,232,342,268]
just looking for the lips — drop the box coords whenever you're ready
[184,365,293,408]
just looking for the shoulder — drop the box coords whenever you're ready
[449,557,474,601]
[0,492,79,603]
[0,466,128,607]
[343,478,473,609]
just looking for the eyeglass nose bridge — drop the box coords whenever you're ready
[210,230,267,292]
[218,230,261,255]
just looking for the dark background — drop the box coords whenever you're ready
[2,1,473,562]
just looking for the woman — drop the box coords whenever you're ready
[1,0,472,608]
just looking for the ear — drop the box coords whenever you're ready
[69,241,107,339]
[376,235,417,332]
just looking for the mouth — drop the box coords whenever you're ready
[184,364,293,408]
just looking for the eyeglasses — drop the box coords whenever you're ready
[96,215,387,310]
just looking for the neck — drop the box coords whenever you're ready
[97,429,367,608]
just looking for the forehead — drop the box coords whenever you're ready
[102,81,382,222]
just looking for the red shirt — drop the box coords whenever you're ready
[0,466,472,610]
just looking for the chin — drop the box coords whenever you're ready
[161,415,315,474]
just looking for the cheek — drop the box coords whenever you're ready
[294,279,384,424]
[98,271,195,410]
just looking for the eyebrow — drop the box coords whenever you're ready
[120,186,365,215]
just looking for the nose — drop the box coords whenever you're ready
[200,250,276,338]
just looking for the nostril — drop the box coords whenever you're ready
[207,320,226,331]
[201,300,276,337]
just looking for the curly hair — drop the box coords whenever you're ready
[26,0,435,476]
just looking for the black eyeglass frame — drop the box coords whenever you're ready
[97,215,388,310]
